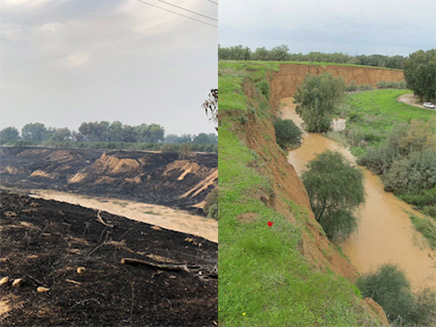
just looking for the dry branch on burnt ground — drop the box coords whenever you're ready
[0,190,217,327]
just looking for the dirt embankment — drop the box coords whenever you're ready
[0,148,217,212]
[269,63,404,102]
[0,190,217,326]
[240,82,358,281]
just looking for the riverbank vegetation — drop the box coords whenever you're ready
[273,118,302,150]
[294,73,345,132]
[357,264,436,326]
[331,89,436,220]
[219,61,383,326]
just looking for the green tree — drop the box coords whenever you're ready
[252,47,269,61]
[0,127,20,142]
[269,44,290,61]
[302,150,365,241]
[109,121,124,142]
[294,73,345,132]
[135,123,164,143]
[273,118,302,150]
[147,123,165,143]
[193,133,215,144]
[49,127,71,142]
[403,49,436,102]
[21,123,48,141]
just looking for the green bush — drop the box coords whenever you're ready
[357,264,436,326]
[400,186,436,207]
[256,80,270,99]
[273,118,302,150]
[345,82,374,92]
[410,288,436,326]
[302,150,365,241]
[384,149,436,193]
[357,264,414,324]
[356,84,374,91]
[376,80,407,89]
[358,145,399,175]
[345,81,358,92]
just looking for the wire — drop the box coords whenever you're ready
[136,0,217,28]
[207,0,218,4]
[157,0,217,21]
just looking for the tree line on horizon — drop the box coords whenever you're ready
[218,44,407,69]
[0,121,217,145]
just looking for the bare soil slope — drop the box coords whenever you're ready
[0,148,217,212]
[269,63,404,103]
[0,190,217,326]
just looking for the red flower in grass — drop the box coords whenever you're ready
[267,221,273,227]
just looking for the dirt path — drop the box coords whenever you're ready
[26,189,218,243]
[397,93,434,110]
[280,97,436,291]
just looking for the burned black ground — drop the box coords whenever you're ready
[0,190,217,326]
[0,147,217,212]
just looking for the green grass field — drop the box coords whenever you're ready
[219,62,381,326]
[335,89,436,157]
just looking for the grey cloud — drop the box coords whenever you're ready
[0,0,217,135]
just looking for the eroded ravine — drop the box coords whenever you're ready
[280,97,436,291]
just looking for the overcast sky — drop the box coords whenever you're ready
[220,0,436,56]
[0,0,217,135]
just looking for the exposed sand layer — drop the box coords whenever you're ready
[270,64,404,103]
[0,148,217,209]
[27,189,218,243]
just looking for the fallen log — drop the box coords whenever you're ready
[120,258,189,272]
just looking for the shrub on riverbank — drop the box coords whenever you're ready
[273,118,302,150]
[357,264,436,326]
[357,119,436,218]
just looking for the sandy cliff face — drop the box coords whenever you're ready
[269,63,404,101]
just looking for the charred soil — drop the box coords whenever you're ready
[0,190,217,326]
[0,148,217,212]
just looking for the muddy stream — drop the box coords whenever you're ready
[280,97,436,291]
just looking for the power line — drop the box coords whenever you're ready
[207,0,218,4]
[136,0,217,28]
[157,0,217,21]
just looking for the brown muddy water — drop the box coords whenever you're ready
[280,97,436,291]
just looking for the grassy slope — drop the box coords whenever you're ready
[219,61,380,326]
